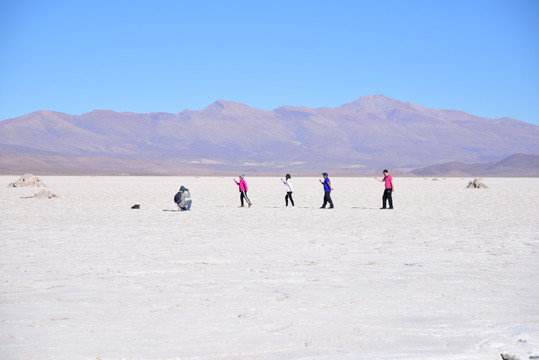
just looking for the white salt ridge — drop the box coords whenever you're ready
[1,176,538,360]
[21,189,59,198]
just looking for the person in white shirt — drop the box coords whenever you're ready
[281,174,295,207]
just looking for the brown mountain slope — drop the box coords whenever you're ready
[411,154,539,177]
[1,95,538,175]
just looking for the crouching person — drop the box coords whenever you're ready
[174,186,192,211]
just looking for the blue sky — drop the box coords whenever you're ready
[1,0,538,125]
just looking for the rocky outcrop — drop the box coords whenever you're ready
[467,179,489,189]
[8,174,46,187]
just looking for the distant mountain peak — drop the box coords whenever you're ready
[82,110,120,116]
[203,101,226,114]
[342,95,403,112]
[201,100,256,115]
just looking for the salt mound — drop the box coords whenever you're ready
[467,179,489,189]
[8,174,46,188]
[21,189,59,199]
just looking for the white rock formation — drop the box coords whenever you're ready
[8,174,46,188]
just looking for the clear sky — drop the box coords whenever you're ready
[1,0,538,125]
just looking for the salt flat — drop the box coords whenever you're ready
[1,176,538,360]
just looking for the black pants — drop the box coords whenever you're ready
[382,188,393,208]
[285,192,294,206]
[322,191,334,208]
[240,191,251,206]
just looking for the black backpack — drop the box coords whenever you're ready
[174,191,181,204]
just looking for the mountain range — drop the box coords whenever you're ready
[1,95,538,176]
[411,153,539,177]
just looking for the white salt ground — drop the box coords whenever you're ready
[0,176,538,360]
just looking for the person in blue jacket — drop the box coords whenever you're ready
[319,172,334,209]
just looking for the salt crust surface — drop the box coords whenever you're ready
[1,176,538,360]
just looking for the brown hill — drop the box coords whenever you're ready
[411,154,539,177]
[1,95,538,175]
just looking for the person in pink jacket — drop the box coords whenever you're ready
[374,169,394,209]
[234,174,252,207]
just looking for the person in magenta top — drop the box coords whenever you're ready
[234,174,252,207]
[374,169,394,209]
